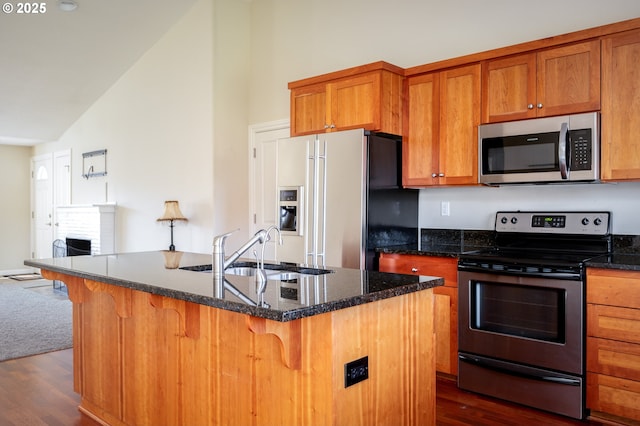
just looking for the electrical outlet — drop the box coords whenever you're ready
[441,201,450,216]
[344,356,368,388]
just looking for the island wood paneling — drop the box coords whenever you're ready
[42,270,436,426]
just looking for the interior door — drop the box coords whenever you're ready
[32,153,54,259]
[250,122,290,262]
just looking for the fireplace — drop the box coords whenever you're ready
[66,237,92,256]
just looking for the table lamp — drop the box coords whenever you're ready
[157,200,188,251]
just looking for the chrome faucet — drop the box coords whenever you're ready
[212,229,267,277]
[258,226,283,269]
[212,227,282,300]
[254,226,283,302]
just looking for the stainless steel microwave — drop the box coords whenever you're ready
[478,112,599,185]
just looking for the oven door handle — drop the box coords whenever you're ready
[459,353,581,386]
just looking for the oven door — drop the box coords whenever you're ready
[458,270,583,374]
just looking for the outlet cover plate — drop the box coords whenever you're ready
[344,356,369,388]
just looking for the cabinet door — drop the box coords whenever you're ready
[434,286,458,376]
[587,336,640,381]
[329,73,380,132]
[403,73,440,186]
[587,372,640,422]
[482,41,600,123]
[601,29,640,181]
[537,40,600,117]
[588,304,640,345]
[438,64,480,185]
[290,83,328,136]
[482,53,537,123]
[378,253,459,375]
[586,268,640,309]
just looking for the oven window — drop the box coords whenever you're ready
[470,280,566,343]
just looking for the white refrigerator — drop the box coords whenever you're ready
[276,128,418,270]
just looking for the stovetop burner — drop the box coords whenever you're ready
[458,211,612,279]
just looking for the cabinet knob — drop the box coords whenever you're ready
[324,124,330,129]
[432,173,438,178]
[537,103,543,109]
[438,173,445,177]
[411,267,418,273]
[527,104,534,110]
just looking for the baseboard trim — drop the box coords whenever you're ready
[1,267,38,277]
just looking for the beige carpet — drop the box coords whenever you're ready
[0,278,72,361]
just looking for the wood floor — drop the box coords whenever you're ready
[0,348,611,426]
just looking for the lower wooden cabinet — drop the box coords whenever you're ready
[379,253,458,376]
[586,268,640,423]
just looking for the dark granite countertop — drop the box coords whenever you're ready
[25,251,443,322]
[586,254,640,272]
[377,245,472,258]
[381,248,640,272]
[381,233,640,272]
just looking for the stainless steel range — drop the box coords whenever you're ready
[457,211,612,420]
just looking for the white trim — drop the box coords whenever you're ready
[30,152,54,259]
[0,268,39,276]
[247,119,290,234]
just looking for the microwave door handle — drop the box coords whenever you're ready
[559,122,569,179]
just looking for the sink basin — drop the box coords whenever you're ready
[268,272,301,281]
[225,267,288,277]
[179,262,334,277]
[225,267,259,276]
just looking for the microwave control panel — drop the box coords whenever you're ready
[570,129,592,170]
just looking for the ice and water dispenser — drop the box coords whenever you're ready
[279,187,302,235]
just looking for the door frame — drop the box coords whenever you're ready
[248,119,290,261]
[31,149,71,259]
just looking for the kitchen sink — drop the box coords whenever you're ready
[225,267,288,277]
[179,262,334,277]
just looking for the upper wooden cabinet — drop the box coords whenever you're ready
[482,40,601,123]
[601,29,640,181]
[288,62,403,136]
[403,64,480,186]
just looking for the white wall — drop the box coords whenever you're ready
[212,0,253,249]
[34,0,215,254]
[419,183,640,234]
[0,145,31,272]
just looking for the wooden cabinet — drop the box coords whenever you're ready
[379,253,459,376]
[482,40,600,123]
[586,268,640,423]
[288,62,403,137]
[601,29,640,181]
[403,64,480,186]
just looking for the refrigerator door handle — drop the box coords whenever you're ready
[306,138,320,266]
[317,139,327,266]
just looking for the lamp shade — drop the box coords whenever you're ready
[162,250,184,269]
[157,200,187,222]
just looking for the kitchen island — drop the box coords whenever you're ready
[25,251,443,426]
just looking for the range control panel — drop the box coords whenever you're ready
[495,211,610,235]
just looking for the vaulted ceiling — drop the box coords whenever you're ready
[0,0,197,146]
